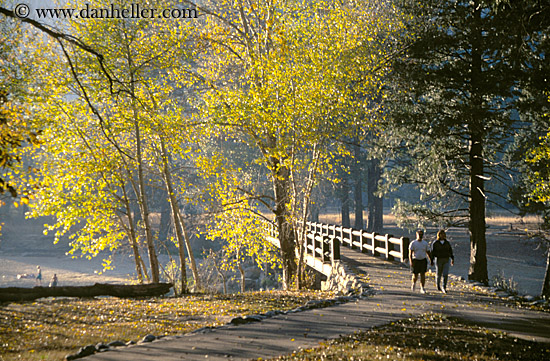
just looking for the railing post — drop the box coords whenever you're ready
[384,234,391,260]
[347,228,354,249]
[388,235,395,261]
[322,236,330,263]
[308,233,314,256]
[351,227,357,250]
[331,235,340,260]
[334,225,341,248]
[315,234,322,260]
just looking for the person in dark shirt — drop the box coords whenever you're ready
[431,230,454,293]
[49,274,58,287]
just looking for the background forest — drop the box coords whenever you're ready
[1,0,550,297]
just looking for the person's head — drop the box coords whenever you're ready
[437,230,446,241]
[416,230,424,240]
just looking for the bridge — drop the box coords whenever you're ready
[263,220,410,294]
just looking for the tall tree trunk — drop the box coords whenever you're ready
[272,160,296,290]
[215,265,228,294]
[134,119,160,284]
[294,145,321,290]
[341,176,351,228]
[366,158,384,233]
[468,131,488,282]
[162,174,188,294]
[209,249,227,294]
[158,197,171,243]
[468,3,488,283]
[125,44,160,284]
[542,247,550,299]
[159,138,202,293]
[176,210,202,290]
[120,182,147,284]
[353,141,364,229]
[237,249,246,293]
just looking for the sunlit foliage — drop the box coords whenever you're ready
[193,0,408,288]
[23,0,198,282]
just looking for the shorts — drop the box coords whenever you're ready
[411,258,428,274]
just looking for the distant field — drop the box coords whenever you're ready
[316,210,543,230]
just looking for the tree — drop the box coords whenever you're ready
[24,0,198,285]
[524,125,550,298]
[192,0,406,289]
[202,165,280,292]
[385,0,528,283]
[509,0,550,299]
[0,10,39,201]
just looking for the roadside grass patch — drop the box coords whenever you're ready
[269,312,550,361]
[0,290,333,361]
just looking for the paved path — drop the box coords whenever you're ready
[84,248,550,360]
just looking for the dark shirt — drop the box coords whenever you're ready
[431,240,454,261]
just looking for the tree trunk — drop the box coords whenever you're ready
[542,247,550,299]
[468,131,488,283]
[158,197,171,243]
[0,283,173,302]
[353,139,364,229]
[354,178,364,229]
[217,269,228,294]
[159,138,189,294]
[210,250,228,294]
[468,3,488,283]
[121,182,147,284]
[134,120,160,284]
[176,210,202,291]
[272,160,296,290]
[238,253,246,293]
[160,138,201,291]
[164,186,188,295]
[341,176,351,228]
[366,159,384,233]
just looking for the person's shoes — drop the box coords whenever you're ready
[420,287,426,294]
[441,288,447,294]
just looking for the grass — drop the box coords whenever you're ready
[268,312,550,361]
[317,210,543,230]
[0,290,333,361]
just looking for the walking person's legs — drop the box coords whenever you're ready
[411,259,427,293]
[435,260,442,291]
[441,260,450,292]
[436,258,450,293]
[420,272,426,293]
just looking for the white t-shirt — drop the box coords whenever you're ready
[409,239,430,260]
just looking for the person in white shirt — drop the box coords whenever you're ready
[408,230,432,293]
